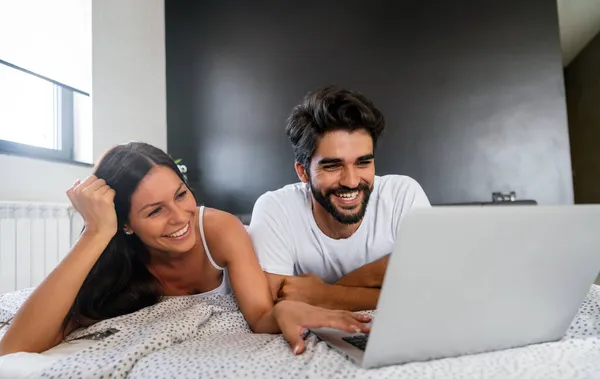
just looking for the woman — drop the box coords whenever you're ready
[0,142,370,356]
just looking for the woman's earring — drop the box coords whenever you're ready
[124,229,133,235]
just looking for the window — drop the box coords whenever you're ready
[0,0,91,165]
[0,61,78,163]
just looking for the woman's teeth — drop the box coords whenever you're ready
[336,191,359,200]
[166,223,189,238]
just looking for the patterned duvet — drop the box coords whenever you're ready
[0,285,599,378]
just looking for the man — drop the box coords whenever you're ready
[248,85,431,311]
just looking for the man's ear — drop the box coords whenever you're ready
[294,162,309,183]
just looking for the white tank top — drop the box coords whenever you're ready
[193,206,232,297]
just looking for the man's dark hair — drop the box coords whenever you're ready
[285,85,385,169]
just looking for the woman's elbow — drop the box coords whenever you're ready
[247,319,269,334]
[245,310,279,335]
[0,336,60,357]
[0,343,29,357]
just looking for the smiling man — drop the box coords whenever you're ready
[248,86,431,311]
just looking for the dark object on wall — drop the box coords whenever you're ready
[165,0,573,215]
[492,191,518,203]
[438,200,538,206]
[565,32,600,204]
[438,191,537,206]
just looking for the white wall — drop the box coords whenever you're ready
[0,0,167,203]
[92,0,167,156]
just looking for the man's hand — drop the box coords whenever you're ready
[277,274,334,308]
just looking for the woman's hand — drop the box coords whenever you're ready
[66,175,117,238]
[273,300,371,354]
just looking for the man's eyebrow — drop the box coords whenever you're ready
[356,154,375,161]
[317,155,374,165]
[317,157,343,165]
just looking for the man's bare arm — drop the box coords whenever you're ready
[325,285,380,311]
[270,254,390,311]
[277,274,381,311]
[335,255,390,288]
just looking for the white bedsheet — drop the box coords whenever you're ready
[1,285,599,379]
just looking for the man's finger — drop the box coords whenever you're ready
[284,276,300,283]
[277,290,294,301]
[278,277,287,288]
[277,284,285,298]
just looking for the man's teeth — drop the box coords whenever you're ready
[336,191,359,200]
[166,223,189,238]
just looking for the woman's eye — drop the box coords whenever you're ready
[148,207,162,217]
[176,190,188,199]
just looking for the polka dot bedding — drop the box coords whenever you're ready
[0,286,599,379]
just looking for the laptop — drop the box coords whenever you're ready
[310,205,600,369]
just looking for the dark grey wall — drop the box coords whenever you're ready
[165,0,573,215]
[565,33,600,204]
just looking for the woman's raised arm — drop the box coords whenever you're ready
[0,176,117,356]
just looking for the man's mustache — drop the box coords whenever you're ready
[325,183,370,196]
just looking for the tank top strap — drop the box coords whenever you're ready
[198,206,225,271]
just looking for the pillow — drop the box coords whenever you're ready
[0,287,34,336]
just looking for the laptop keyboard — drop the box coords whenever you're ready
[342,334,369,351]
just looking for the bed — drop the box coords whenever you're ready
[1,285,599,379]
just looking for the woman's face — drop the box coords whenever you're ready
[126,165,198,254]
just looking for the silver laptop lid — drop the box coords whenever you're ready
[363,205,600,368]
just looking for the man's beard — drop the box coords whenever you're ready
[309,180,372,225]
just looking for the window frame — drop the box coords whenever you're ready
[0,59,90,167]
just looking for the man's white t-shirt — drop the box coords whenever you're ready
[248,175,431,283]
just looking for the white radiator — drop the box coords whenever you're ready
[0,202,84,294]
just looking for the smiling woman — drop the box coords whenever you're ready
[0,142,371,357]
